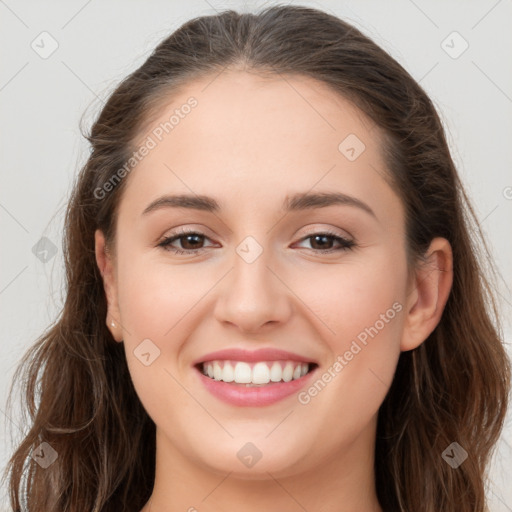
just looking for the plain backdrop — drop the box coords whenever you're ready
[1,0,511,510]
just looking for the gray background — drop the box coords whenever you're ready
[1,0,511,510]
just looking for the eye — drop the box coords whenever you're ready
[157,228,356,256]
[294,231,355,253]
[157,229,215,255]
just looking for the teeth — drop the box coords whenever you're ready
[270,362,282,382]
[234,362,251,383]
[252,362,270,384]
[222,362,234,382]
[201,360,311,385]
[282,363,293,382]
[213,362,222,381]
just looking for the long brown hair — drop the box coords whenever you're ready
[4,5,510,511]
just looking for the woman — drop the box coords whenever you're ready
[4,4,510,511]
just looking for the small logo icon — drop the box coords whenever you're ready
[441,31,469,59]
[236,236,263,264]
[32,236,58,263]
[237,442,263,468]
[31,31,59,59]
[32,442,58,468]
[338,134,366,161]
[442,441,468,468]
[134,338,161,366]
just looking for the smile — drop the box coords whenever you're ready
[199,360,313,386]
[192,348,319,407]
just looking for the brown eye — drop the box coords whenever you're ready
[296,232,355,253]
[175,233,205,250]
[158,231,214,255]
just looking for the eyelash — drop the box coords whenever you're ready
[157,228,356,256]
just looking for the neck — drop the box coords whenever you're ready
[142,418,382,512]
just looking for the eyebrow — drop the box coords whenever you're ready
[142,191,376,219]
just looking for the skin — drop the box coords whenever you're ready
[95,70,453,512]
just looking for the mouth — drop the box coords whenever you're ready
[195,360,319,386]
[192,347,319,406]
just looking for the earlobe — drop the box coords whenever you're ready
[94,229,123,342]
[400,237,453,352]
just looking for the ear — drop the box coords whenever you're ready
[95,229,123,342]
[400,237,453,352]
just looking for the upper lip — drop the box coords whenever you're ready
[193,348,318,366]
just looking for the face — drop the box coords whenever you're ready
[96,70,432,480]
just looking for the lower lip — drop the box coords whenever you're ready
[195,366,317,407]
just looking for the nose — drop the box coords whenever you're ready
[213,246,293,334]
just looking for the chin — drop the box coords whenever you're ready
[190,436,313,480]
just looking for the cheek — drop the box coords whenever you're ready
[295,248,406,352]
[116,249,205,341]
[292,250,406,419]
[115,251,203,425]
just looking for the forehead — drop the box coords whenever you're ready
[120,70,398,222]
[138,70,379,159]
